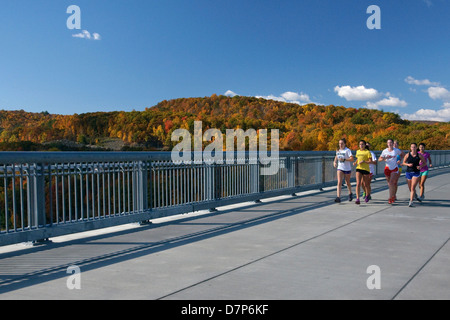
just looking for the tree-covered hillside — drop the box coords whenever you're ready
[1,94,449,151]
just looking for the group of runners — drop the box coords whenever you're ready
[333,138,433,207]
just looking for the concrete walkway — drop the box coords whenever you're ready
[1,168,449,300]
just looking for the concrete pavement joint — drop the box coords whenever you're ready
[156,206,389,300]
[391,233,450,300]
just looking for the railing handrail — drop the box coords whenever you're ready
[2,150,449,164]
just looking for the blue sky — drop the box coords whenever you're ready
[0,0,449,121]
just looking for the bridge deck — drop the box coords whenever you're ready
[1,168,449,300]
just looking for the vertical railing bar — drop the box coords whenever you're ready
[203,165,206,201]
[74,164,78,221]
[10,165,16,231]
[79,163,83,220]
[192,164,195,203]
[124,162,128,213]
[131,162,135,213]
[191,163,194,203]
[180,165,183,205]
[199,162,207,201]
[26,165,31,229]
[168,163,171,206]
[164,162,167,207]
[118,162,122,214]
[230,164,232,196]
[68,164,72,222]
[176,164,180,205]
[11,164,17,231]
[181,163,184,204]
[152,164,156,209]
[179,164,182,205]
[96,162,100,218]
[102,162,106,217]
[185,165,188,204]
[107,162,111,216]
[136,161,139,212]
[55,164,59,224]
[116,162,120,214]
[169,163,172,206]
[136,161,140,212]
[85,163,90,219]
[112,162,116,215]
[194,164,197,202]
[155,163,159,208]
[225,165,228,197]
[189,163,192,203]
[199,164,201,202]
[19,164,24,230]
[3,164,8,233]
[91,164,95,218]
[62,163,66,223]
[234,163,236,196]
[236,163,239,196]
[183,166,186,204]
[197,164,200,202]
[228,165,231,197]
[127,162,130,213]
[240,164,243,195]
[157,164,161,208]
[236,164,239,195]
[240,164,242,195]
[245,163,248,194]
[248,162,251,194]
[122,162,125,214]
[242,163,245,195]
[47,163,53,225]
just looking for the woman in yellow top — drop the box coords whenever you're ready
[353,140,374,204]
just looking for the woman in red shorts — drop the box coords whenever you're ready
[378,139,405,204]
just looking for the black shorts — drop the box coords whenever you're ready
[356,169,370,175]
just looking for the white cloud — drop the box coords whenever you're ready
[428,86,450,101]
[72,30,101,40]
[402,106,450,122]
[281,91,311,103]
[256,91,313,105]
[223,90,314,104]
[224,90,237,97]
[335,84,409,111]
[365,96,408,109]
[405,76,439,86]
[402,78,450,121]
[334,85,380,101]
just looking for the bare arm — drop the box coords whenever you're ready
[402,153,412,167]
[418,154,426,170]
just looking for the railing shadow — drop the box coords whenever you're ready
[0,189,337,294]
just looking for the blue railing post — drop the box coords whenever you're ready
[31,163,49,244]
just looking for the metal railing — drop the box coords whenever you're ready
[1,150,450,246]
